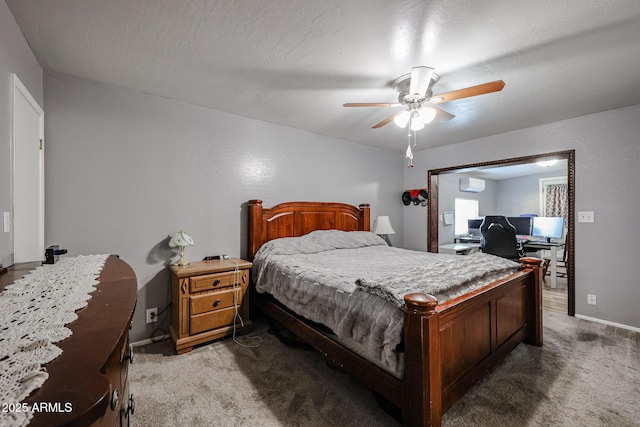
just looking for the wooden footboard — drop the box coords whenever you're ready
[402,257,542,426]
[255,258,541,426]
[247,200,543,426]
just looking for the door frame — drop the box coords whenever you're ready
[10,74,45,264]
[427,150,576,316]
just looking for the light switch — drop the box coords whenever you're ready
[3,212,10,233]
[578,211,595,223]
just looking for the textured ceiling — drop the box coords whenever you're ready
[7,0,640,152]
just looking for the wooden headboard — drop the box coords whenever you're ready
[247,200,370,260]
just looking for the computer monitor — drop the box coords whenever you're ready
[532,216,564,240]
[506,216,532,236]
[467,218,483,235]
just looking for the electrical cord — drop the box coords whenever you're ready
[230,259,263,348]
[149,303,172,343]
[146,260,261,347]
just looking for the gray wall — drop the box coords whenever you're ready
[0,1,43,267]
[4,0,639,340]
[437,169,570,245]
[436,173,497,244]
[437,169,566,244]
[495,170,567,217]
[404,104,640,329]
[43,73,404,342]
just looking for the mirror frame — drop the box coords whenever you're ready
[427,150,575,316]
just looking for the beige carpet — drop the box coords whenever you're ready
[130,311,640,426]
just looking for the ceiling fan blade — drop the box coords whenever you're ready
[431,80,505,104]
[372,111,402,129]
[343,103,397,107]
[431,106,455,121]
[409,66,434,99]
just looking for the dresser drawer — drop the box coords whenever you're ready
[190,287,246,315]
[102,322,132,420]
[189,270,248,293]
[190,306,239,335]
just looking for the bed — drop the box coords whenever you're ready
[248,200,542,427]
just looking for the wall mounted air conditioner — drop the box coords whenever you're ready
[459,177,485,193]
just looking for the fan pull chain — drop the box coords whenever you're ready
[406,130,414,168]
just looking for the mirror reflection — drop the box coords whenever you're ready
[434,159,569,314]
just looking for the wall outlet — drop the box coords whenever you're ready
[146,307,158,323]
[587,294,597,305]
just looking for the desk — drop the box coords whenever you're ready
[439,243,481,255]
[448,238,564,287]
[455,236,481,244]
[522,240,564,288]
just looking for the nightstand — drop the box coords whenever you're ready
[169,258,252,354]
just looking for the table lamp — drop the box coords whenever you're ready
[373,216,395,246]
[169,229,194,266]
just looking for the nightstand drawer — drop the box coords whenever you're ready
[189,270,247,293]
[190,306,238,335]
[190,287,246,315]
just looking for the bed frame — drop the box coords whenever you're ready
[248,200,542,427]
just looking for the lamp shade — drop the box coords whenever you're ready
[169,230,194,248]
[373,216,396,235]
[418,106,436,124]
[393,110,410,128]
[409,112,425,131]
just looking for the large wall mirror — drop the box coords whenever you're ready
[427,150,575,316]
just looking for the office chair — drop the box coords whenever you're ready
[480,216,521,260]
[519,213,540,255]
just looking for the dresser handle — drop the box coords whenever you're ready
[111,389,119,411]
[127,393,135,415]
[213,299,221,307]
[123,344,134,364]
[212,279,221,286]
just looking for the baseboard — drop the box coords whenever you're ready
[575,314,640,333]
[131,334,170,348]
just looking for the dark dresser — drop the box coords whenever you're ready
[0,255,138,426]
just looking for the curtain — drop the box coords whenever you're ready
[544,183,568,219]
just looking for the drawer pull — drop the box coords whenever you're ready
[127,393,135,415]
[212,279,221,286]
[124,344,134,364]
[111,389,119,411]
[213,299,221,307]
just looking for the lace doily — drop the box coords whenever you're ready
[0,254,109,427]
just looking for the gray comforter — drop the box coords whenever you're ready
[252,230,520,378]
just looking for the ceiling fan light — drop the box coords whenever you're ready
[410,115,424,131]
[418,107,437,124]
[537,159,559,168]
[393,110,410,128]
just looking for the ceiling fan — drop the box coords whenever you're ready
[343,66,505,130]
